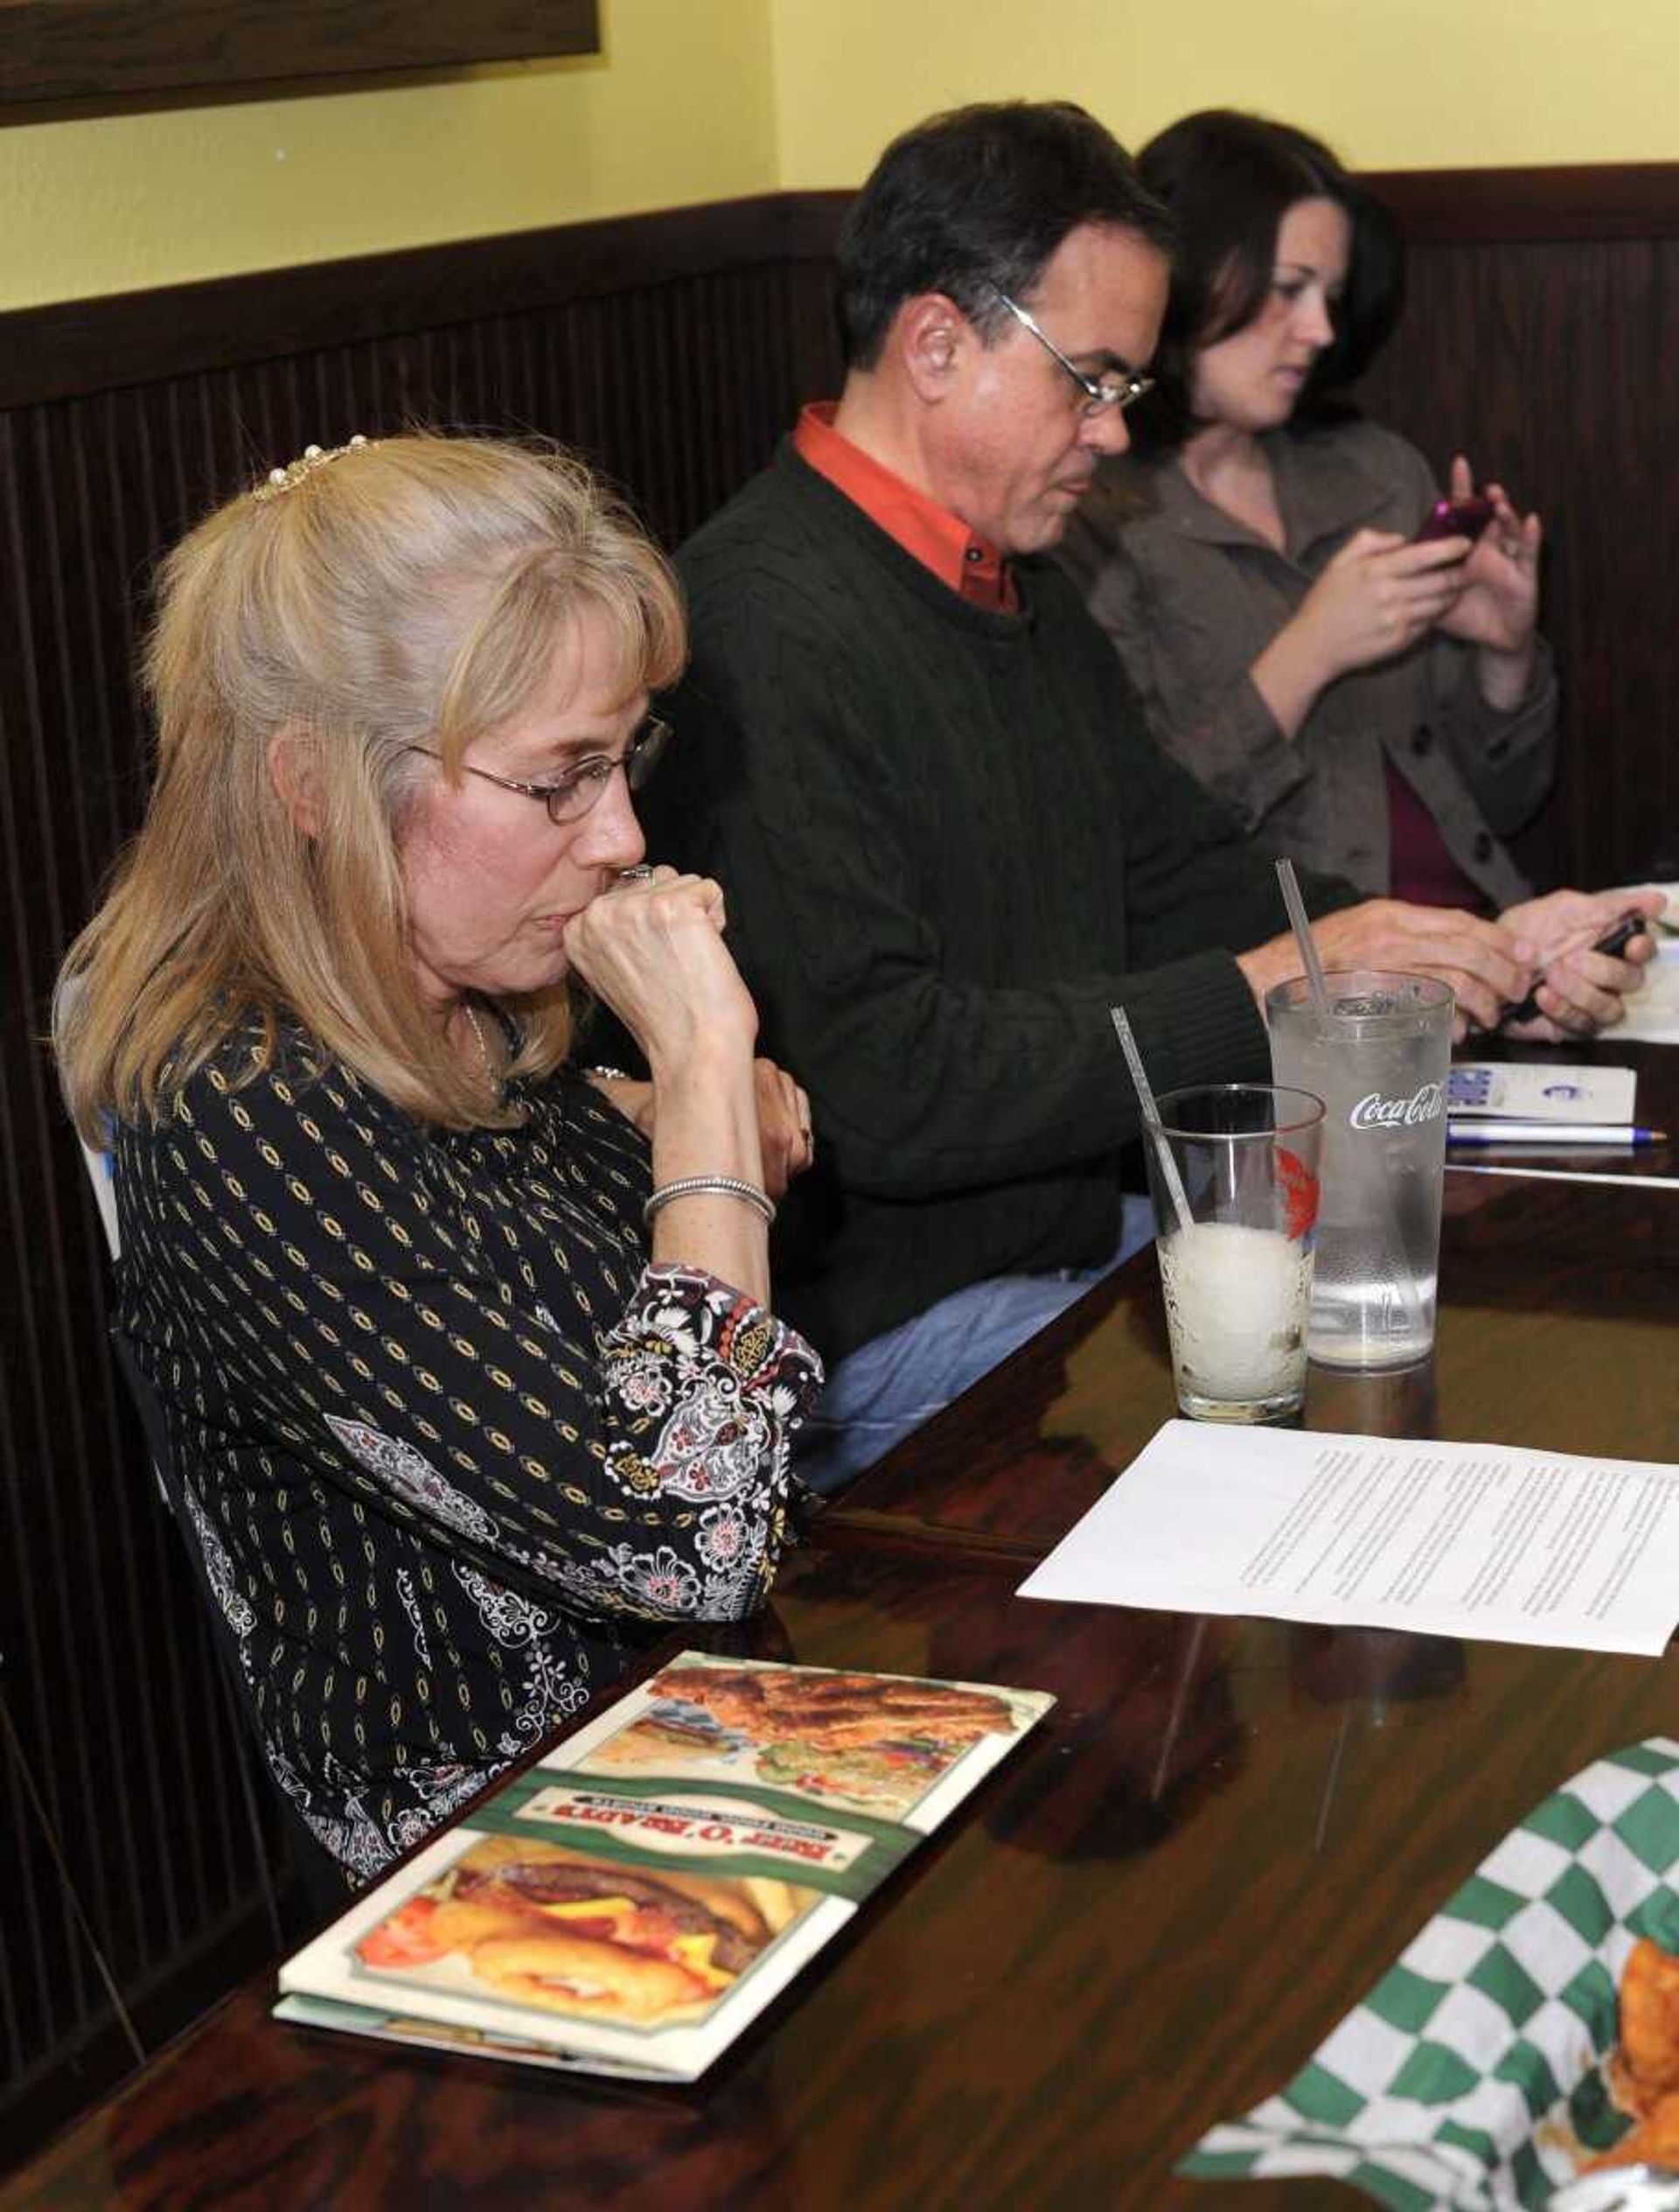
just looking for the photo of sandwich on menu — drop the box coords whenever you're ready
[351,1833,812,2029]
[276,1652,1053,2081]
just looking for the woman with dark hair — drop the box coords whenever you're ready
[1059,109,1557,909]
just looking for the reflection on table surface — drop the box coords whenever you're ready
[7,1040,1678,2211]
[14,1545,1679,2210]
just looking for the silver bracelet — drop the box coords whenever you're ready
[644,1176,776,1228]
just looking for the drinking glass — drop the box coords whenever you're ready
[1144,1084,1325,1423]
[1266,970,1453,1371]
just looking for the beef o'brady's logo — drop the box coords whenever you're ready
[1348,1082,1445,1131]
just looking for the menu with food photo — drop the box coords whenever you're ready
[276,1653,1053,2081]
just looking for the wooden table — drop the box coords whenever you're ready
[8,1045,1678,2211]
[837,1039,1679,1558]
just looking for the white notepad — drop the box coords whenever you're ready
[1446,1061,1635,1121]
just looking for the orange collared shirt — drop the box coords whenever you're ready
[794,402,1017,614]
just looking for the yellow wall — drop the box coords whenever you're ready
[769,0,1679,182]
[0,0,776,310]
[7,0,1679,312]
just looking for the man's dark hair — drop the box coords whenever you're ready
[1125,108,1404,452]
[837,101,1175,369]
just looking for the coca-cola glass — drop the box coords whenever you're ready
[1265,970,1453,1371]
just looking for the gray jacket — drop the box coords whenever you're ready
[1058,420,1557,906]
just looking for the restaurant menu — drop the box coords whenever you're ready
[276,1652,1052,2081]
[1182,1738,1679,2207]
[1020,1422,1679,1657]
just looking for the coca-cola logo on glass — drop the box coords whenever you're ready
[1348,1083,1445,1130]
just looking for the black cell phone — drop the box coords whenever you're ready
[1592,913,1648,960]
[1414,496,1494,544]
[1502,911,1648,1024]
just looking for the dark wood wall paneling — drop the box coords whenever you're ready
[1361,165,1679,892]
[1,163,1674,2167]
[0,192,842,2171]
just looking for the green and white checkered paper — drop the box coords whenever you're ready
[1182,1739,1679,2209]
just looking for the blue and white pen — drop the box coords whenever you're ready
[1446,1120,1668,1147]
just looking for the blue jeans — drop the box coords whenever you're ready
[794,1193,1155,1497]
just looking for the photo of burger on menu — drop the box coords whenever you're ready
[354,1834,812,2028]
[277,1654,1054,2081]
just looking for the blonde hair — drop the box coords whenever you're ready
[54,432,685,1140]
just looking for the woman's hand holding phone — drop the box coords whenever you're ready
[1293,527,1473,681]
[1432,454,1543,684]
[1414,494,1495,543]
[1258,450,1540,738]
[1252,525,1473,738]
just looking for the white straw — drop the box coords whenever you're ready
[1110,1006,1192,1235]
[1275,857,1332,1018]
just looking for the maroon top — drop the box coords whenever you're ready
[1385,759,1491,911]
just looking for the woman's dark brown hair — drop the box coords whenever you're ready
[1126,108,1404,453]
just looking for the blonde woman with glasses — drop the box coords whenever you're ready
[55,432,821,1887]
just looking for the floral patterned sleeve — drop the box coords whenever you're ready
[116,1040,824,1634]
[540,1260,822,1622]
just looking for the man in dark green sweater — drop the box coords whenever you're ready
[644,101,1655,1491]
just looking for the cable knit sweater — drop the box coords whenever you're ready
[646,440,1358,1364]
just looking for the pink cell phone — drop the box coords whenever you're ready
[1414,495,1494,543]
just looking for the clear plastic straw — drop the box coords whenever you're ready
[1275,858,1332,1018]
[1110,1006,1192,1236]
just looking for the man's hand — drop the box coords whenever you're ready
[1497,887,1666,1037]
[1238,897,1536,1039]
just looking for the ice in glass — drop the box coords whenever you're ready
[1266,971,1453,1371]
[1144,1084,1325,1422]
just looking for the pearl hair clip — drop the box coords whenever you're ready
[252,434,374,502]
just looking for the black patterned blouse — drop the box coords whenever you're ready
[114,1028,822,1883]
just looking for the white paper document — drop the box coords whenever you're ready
[1019,1421,1679,1657]
[1613,932,1679,1044]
